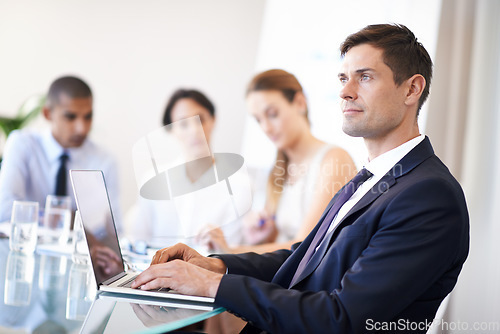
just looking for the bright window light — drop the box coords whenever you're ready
[242,0,442,169]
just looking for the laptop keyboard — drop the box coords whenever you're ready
[118,275,138,288]
[117,275,171,292]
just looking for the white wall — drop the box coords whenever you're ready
[0,0,266,212]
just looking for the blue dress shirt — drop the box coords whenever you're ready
[0,129,121,230]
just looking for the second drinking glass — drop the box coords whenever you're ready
[42,195,72,245]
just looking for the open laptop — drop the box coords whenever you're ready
[70,169,214,303]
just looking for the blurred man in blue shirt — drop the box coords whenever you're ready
[0,76,121,228]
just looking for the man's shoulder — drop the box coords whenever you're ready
[383,140,466,210]
[6,128,41,143]
[395,154,462,196]
[397,137,459,185]
[4,129,43,153]
[389,155,467,219]
[411,154,460,185]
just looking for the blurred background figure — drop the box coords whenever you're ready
[0,76,120,227]
[201,69,357,253]
[124,89,244,251]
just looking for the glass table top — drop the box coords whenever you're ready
[0,237,223,333]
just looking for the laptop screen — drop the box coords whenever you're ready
[70,170,125,285]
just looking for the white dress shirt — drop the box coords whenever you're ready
[0,129,121,229]
[325,135,426,235]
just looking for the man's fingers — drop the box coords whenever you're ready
[139,277,172,292]
[131,262,178,289]
[150,244,185,265]
[131,265,161,288]
[151,247,168,265]
[150,243,201,265]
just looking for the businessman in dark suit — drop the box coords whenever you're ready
[132,24,469,333]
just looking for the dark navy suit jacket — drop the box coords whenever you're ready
[215,137,469,334]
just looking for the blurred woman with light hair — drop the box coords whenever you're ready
[202,69,356,254]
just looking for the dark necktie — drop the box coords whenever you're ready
[55,153,69,196]
[290,168,373,287]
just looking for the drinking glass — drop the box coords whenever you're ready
[42,195,72,244]
[9,201,39,253]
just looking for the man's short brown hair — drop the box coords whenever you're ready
[340,24,433,113]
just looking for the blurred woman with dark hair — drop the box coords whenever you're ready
[124,89,243,251]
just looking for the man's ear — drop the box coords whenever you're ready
[42,106,52,121]
[404,74,426,107]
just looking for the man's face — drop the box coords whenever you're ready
[338,44,410,141]
[44,94,93,148]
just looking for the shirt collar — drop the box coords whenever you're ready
[364,134,426,178]
[68,139,92,161]
[42,130,66,163]
[42,130,92,163]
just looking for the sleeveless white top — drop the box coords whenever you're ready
[275,145,334,243]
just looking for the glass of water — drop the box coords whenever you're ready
[42,195,72,245]
[9,201,39,253]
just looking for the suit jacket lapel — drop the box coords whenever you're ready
[272,174,371,286]
[287,137,436,288]
[289,174,396,287]
[336,174,395,227]
[335,136,435,227]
